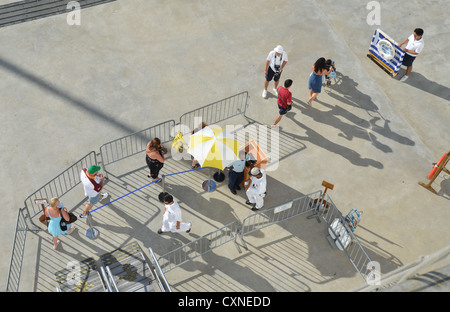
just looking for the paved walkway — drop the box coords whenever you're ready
[1,0,449,292]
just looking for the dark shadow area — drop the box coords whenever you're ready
[0,57,144,140]
[323,73,415,146]
[403,71,450,102]
[356,225,404,274]
[285,111,384,169]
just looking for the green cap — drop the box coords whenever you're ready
[87,165,101,174]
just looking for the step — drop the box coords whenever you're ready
[55,257,106,292]
[101,241,160,292]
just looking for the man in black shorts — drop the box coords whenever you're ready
[398,28,424,82]
[263,45,288,98]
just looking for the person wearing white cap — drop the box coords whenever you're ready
[244,167,267,211]
[263,45,288,98]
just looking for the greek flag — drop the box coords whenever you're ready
[367,29,405,77]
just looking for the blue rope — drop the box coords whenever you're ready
[89,166,213,214]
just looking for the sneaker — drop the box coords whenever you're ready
[273,88,278,96]
[262,89,267,98]
[400,75,409,82]
[186,226,191,233]
[100,192,109,200]
[79,213,88,219]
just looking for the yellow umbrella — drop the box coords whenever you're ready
[188,125,239,170]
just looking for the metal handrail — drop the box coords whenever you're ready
[99,266,114,292]
[148,247,172,292]
[105,266,119,292]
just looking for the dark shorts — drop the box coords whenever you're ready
[265,66,281,82]
[402,53,416,67]
[278,104,288,115]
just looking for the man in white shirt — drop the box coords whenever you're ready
[245,167,267,211]
[398,28,424,82]
[158,194,192,234]
[263,45,288,98]
[79,165,108,218]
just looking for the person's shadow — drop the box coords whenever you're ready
[397,70,450,102]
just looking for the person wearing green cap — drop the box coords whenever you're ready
[79,165,108,218]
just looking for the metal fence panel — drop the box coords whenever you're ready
[23,151,97,219]
[239,190,323,249]
[319,194,374,283]
[5,208,28,292]
[157,221,240,273]
[179,91,249,135]
[99,120,175,172]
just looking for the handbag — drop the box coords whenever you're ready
[60,218,68,231]
[60,209,77,231]
[67,212,78,224]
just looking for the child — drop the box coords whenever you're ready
[324,59,336,85]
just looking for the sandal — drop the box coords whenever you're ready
[53,239,60,250]
[68,225,76,235]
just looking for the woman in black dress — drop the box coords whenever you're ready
[146,137,165,181]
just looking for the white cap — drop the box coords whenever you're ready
[274,45,284,54]
[250,167,261,175]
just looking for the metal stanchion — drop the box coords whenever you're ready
[158,174,169,202]
[85,212,99,239]
[202,167,216,192]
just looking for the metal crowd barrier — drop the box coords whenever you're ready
[316,193,374,283]
[99,120,175,177]
[6,151,98,292]
[24,151,98,222]
[239,190,323,250]
[179,91,249,135]
[5,208,28,292]
[157,221,241,273]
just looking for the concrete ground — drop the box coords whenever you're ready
[1,0,449,292]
